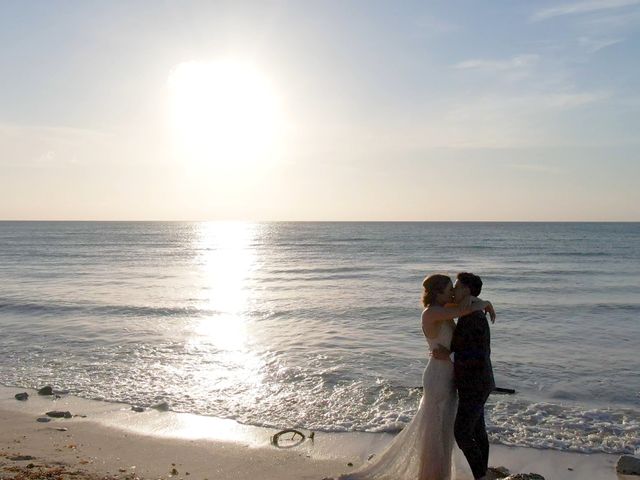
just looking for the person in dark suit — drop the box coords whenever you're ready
[450,272,495,480]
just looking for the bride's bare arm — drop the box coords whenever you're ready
[422,297,488,324]
[450,297,496,323]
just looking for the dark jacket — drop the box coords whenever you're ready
[450,310,495,399]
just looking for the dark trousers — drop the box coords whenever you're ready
[454,389,491,479]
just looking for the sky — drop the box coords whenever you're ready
[1,0,639,221]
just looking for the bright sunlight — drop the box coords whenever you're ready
[167,59,283,168]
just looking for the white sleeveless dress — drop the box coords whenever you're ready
[339,320,458,480]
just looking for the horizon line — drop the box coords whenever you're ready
[1,219,639,223]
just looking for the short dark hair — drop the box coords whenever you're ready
[457,272,482,297]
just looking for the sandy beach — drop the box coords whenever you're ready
[0,386,629,480]
[0,399,342,480]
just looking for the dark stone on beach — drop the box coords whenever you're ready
[9,455,36,461]
[46,410,72,419]
[503,475,545,480]
[38,386,53,396]
[488,466,511,478]
[347,462,353,467]
[617,455,640,475]
[151,401,170,411]
[131,406,145,412]
[36,417,51,423]
[15,392,29,401]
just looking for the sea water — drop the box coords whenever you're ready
[0,221,638,454]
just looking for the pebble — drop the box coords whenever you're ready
[36,417,51,423]
[488,466,511,478]
[46,411,73,419]
[616,455,640,476]
[37,386,53,396]
[151,401,170,411]
[14,392,29,401]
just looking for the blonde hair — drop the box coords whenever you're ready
[421,274,451,307]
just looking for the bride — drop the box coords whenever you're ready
[336,274,493,480]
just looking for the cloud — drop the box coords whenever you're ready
[454,54,540,72]
[531,0,640,21]
[579,5,640,26]
[577,36,622,51]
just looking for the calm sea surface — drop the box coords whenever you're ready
[0,222,638,454]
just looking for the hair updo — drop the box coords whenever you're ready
[421,274,451,308]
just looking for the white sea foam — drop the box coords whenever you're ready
[487,398,640,454]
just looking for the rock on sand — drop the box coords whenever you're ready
[616,455,640,476]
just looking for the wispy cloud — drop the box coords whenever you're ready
[531,0,640,21]
[579,6,640,26]
[454,54,540,72]
[577,36,622,51]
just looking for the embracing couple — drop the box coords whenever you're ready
[338,272,496,480]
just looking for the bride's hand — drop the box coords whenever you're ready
[484,301,496,323]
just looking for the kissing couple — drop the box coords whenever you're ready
[337,272,496,480]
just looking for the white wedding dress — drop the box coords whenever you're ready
[339,321,458,480]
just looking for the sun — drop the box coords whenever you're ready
[167,58,282,168]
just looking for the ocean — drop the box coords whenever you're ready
[0,221,638,455]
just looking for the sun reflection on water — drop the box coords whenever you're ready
[186,221,265,395]
[197,222,256,314]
